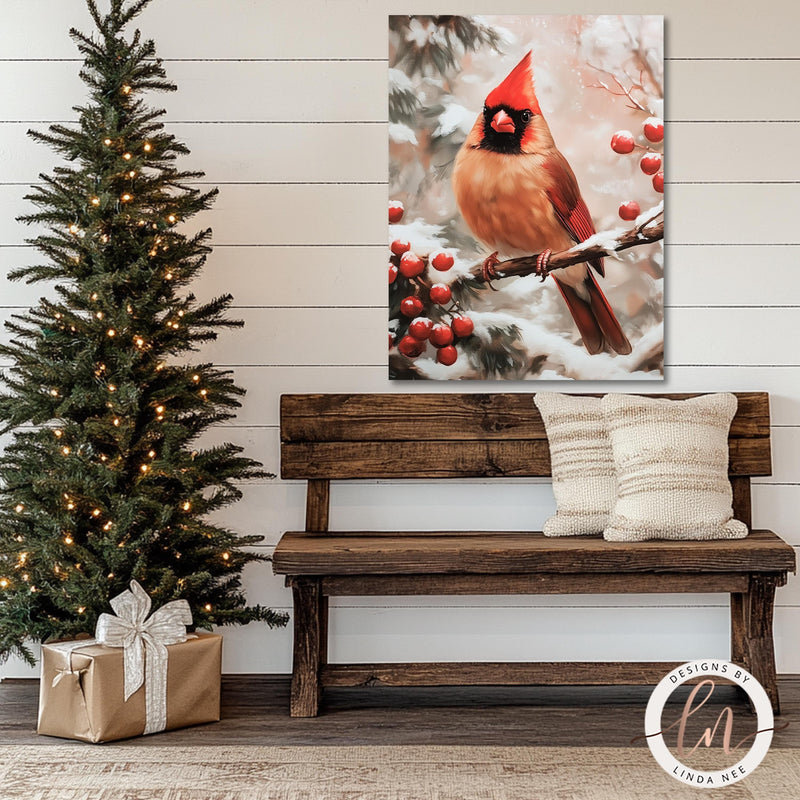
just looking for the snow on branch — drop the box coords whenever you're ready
[467,204,664,284]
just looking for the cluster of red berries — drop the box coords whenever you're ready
[389,201,474,367]
[610,116,664,221]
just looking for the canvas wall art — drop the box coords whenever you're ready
[388,15,664,381]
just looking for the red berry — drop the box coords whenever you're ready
[618,201,640,221]
[652,172,664,194]
[640,153,661,175]
[400,296,423,317]
[391,239,411,256]
[429,283,452,305]
[398,335,424,358]
[610,130,635,154]
[389,201,404,224]
[643,117,664,143]
[399,251,425,278]
[451,315,474,337]
[429,323,454,347]
[430,250,455,272]
[409,317,433,341]
[436,345,458,366]
[389,264,398,284]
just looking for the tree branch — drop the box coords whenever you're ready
[466,209,664,284]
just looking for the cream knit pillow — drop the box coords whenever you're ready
[534,393,615,536]
[601,393,748,542]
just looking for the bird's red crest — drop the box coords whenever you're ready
[485,51,541,115]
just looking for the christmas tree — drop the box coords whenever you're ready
[0,0,286,665]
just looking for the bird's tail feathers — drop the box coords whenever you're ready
[553,279,604,355]
[553,273,632,356]
[584,272,632,355]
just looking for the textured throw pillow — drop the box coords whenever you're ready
[534,393,615,536]
[601,393,748,542]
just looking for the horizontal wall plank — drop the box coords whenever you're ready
[668,308,800,367]
[207,420,800,487]
[3,121,798,187]
[1,305,799,374]
[666,246,800,307]
[4,1,800,60]
[0,184,386,246]
[3,241,800,312]
[3,60,800,125]
[204,419,800,487]
[4,305,796,370]
[3,603,799,679]
[5,242,800,312]
[0,246,382,309]
[0,122,387,186]
[215,478,800,547]
[0,62,385,123]
[3,184,798,247]
[229,365,800,429]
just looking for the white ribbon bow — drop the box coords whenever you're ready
[95,580,192,734]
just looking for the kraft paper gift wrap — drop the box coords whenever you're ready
[37,632,222,742]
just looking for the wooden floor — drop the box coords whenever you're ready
[3,675,799,747]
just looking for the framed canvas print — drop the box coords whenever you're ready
[388,15,664,380]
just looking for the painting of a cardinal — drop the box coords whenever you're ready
[388,15,664,380]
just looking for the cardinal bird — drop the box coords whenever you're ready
[452,51,632,355]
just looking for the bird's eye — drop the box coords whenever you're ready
[520,109,532,123]
[483,105,488,115]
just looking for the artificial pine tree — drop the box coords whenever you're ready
[0,0,286,665]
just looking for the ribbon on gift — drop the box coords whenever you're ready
[94,580,192,735]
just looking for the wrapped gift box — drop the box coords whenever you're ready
[37,632,221,743]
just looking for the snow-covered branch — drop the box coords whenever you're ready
[467,206,664,284]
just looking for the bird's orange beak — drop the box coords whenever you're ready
[490,109,515,134]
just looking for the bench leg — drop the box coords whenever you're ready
[743,576,780,715]
[290,577,325,717]
[730,592,748,669]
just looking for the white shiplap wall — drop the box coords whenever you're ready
[1,0,799,677]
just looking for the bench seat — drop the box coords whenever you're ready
[273,529,795,576]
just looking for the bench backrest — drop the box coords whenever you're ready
[280,392,771,530]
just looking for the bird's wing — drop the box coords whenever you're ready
[543,151,604,278]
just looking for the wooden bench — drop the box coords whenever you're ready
[272,392,796,717]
